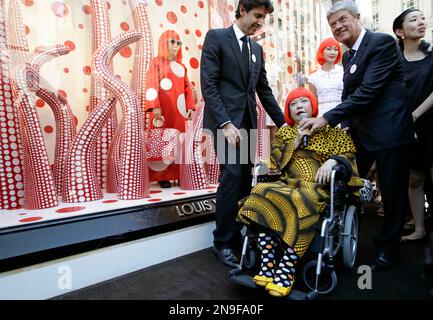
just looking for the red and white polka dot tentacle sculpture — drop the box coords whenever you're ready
[129,0,153,118]
[63,96,116,203]
[92,31,149,200]
[26,46,75,196]
[6,0,29,67]
[179,104,209,190]
[89,0,118,191]
[0,0,24,210]
[255,98,270,164]
[11,45,72,210]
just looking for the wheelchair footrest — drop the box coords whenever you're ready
[228,273,258,289]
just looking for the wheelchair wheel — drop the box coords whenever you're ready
[302,260,338,294]
[342,205,359,269]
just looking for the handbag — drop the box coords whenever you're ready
[145,115,180,162]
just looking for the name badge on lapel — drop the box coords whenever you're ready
[350,64,357,74]
[252,54,256,63]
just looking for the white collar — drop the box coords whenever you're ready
[233,23,247,41]
[351,28,366,51]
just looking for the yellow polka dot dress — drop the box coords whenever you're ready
[238,125,363,258]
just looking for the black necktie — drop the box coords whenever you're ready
[345,49,357,71]
[241,35,250,78]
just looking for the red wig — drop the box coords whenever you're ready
[316,38,342,65]
[284,88,319,126]
[158,30,183,62]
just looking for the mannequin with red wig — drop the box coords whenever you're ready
[307,38,344,116]
[145,30,196,188]
[238,88,367,297]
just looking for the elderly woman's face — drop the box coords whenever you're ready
[289,96,313,123]
[324,46,339,64]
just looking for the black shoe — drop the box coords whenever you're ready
[212,246,239,269]
[369,252,395,273]
[158,180,171,188]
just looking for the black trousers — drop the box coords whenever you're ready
[356,143,410,255]
[213,111,256,249]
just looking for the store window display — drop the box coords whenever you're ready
[145,30,196,188]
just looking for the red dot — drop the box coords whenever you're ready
[24,25,30,35]
[198,44,203,50]
[180,5,187,13]
[83,88,88,93]
[85,105,90,112]
[229,4,234,11]
[191,81,196,86]
[148,198,162,202]
[19,213,27,216]
[195,30,202,37]
[56,206,86,213]
[198,1,204,9]
[20,217,43,223]
[194,13,198,17]
[82,5,91,15]
[115,74,122,80]
[167,11,177,24]
[119,46,132,58]
[287,51,292,58]
[155,0,163,6]
[173,192,186,195]
[107,1,111,9]
[64,40,75,51]
[63,67,69,73]
[190,58,199,69]
[36,99,45,108]
[50,163,55,171]
[23,0,34,6]
[44,125,54,134]
[83,65,91,75]
[150,190,162,194]
[103,200,118,203]
[73,116,78,126]
[51,1,69,17]
[185,46,189,51]
[185,29,190,35]
[78,23,84,29]
[287,66,293,74]
[120,22,129,31]
[58,89,67,98]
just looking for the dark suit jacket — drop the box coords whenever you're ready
[200,26,285,135]
[324,30,413,152]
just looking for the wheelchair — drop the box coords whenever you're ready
[229,162,362,300]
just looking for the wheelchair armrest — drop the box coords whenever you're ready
[332,164,350,183]
[252,162,282,185]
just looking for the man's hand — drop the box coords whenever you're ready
[299,116,328,135]
[222,122,242,145]
[187,109,194,120]
[315,159,338,185]
[153,107,162,119]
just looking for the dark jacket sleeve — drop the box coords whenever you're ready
[256,46,286,128]
[324,35,401,127]
[200,30,231,128]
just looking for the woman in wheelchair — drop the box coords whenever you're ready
[237,88,367,297]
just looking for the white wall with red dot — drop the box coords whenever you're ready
[16,0,236,163]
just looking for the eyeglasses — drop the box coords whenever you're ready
[168,39,182,46]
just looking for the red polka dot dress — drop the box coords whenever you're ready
[145,56,195,182]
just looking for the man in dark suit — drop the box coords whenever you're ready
[300,0,413,272]
[201,0,285,268]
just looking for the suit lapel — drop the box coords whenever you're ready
[227,26,248,86]
[248,41,260,89]
[343,30,372,92]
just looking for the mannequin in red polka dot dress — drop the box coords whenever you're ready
[145,30,196,188]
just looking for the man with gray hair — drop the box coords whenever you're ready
[300,0,413,272]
